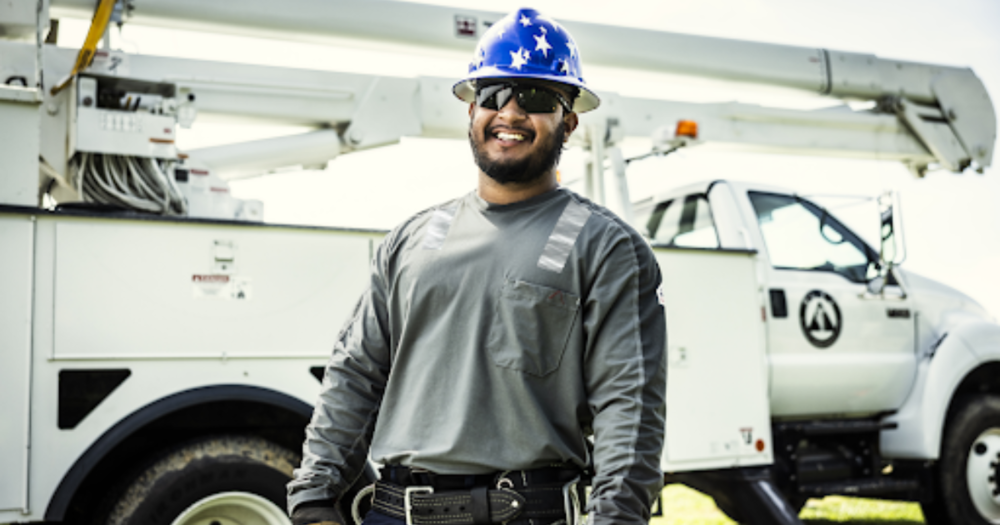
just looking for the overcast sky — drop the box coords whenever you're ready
[60,0,1000,316]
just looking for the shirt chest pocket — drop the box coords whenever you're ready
[487,280,581,377]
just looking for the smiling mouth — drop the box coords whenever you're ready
[490,127,534,144]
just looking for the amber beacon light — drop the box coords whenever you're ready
[675,119,699,139]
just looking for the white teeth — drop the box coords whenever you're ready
[496,132,525,141]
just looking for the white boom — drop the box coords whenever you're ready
[0,0,994,210]
[0,39,941,187]
[46,0,996,173]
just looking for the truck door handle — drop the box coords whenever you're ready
[769,289,788,318]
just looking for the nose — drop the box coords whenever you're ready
[496,94,528,121]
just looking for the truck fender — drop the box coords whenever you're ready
[953,319,1000,361]
[45,384,312,522]
[881,319,1000,460]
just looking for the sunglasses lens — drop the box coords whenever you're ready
[476,84,510,111]
[517,88,560,113]
[475,84,567,114]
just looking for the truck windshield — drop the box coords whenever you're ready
[643,194,719,249]
[749,192,876,283]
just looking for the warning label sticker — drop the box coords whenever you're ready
[89,50,130,76]
[455,14,478,37]
[192,274,252,301]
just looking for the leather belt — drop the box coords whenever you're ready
[371,480,570,525]
[380,464,583,489]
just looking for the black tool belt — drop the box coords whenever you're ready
[371,465,582,525]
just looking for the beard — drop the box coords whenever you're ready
[469,121,566,185]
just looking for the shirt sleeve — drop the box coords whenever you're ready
[286,236,395,514]
[583,226,667,525]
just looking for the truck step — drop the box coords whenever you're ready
[798,478,920,497]
[775,419,897,436]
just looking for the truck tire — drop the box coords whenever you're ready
[105,435,298,525]
[923,395,1000,525]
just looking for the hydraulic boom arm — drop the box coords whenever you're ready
[47,0,995,172]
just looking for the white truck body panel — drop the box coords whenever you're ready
[766,275,917,416]
[762,266,916,416]
[0,211,384,522]
[50,219,375,360]
[657,247,773,472]
[21,357,327,522]
[0,216,34,514]
[880,330,978,460]
[881,303,1000,459]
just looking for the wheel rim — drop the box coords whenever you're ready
[967,428,1000,523]
[169,492,291,525]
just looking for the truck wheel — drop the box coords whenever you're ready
[925,395,1000,524]
[105,435,298,525]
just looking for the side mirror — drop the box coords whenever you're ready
[878,191,906,267]
[870,191,907,295]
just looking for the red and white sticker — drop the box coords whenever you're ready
[192,274,252,300]
[656,283,666,306]
[89,50,130,76]
[455,15,477,37]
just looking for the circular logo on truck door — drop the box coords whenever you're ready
[799,290,841,348]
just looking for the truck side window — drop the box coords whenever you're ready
[645,194,719,249]
[748,192,874,283]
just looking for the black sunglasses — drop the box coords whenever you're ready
[475,82,572,114]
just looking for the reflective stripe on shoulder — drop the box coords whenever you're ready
[537,198,592,273]
[421,202,459,250]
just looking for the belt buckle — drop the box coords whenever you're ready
[562,476,582,525]
[404,485,434,525]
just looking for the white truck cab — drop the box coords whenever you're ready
[636,179,1000,524]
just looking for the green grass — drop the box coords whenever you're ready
[651,484,926,524]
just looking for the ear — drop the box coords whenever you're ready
[562,111,579,142]
[468,102,476,118]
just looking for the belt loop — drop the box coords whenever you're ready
[470,486,491,525]
[562,476,582,525]
[381,465,402,485]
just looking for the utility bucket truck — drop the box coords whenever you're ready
[0,1,997,525]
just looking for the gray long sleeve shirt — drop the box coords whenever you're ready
[288,188,666,524]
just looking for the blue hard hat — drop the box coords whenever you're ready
[453,8,600,113]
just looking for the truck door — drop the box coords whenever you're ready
[746,192,917,417]
[642,192,773,471]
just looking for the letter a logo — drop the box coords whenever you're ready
[799,290,842,348]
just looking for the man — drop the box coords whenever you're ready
[288,8,666,525]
